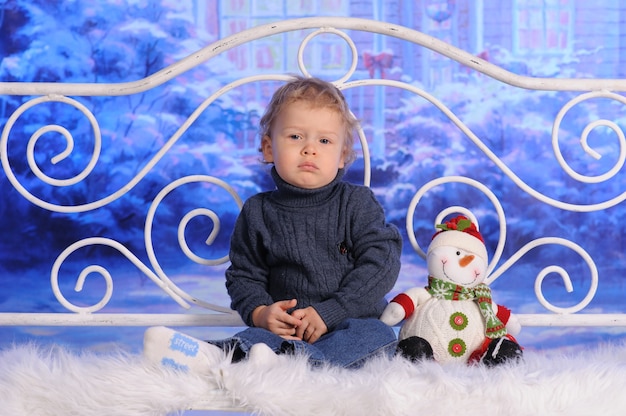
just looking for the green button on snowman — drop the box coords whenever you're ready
[381,215,523,366]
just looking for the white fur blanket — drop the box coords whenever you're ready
[2,342,626,416]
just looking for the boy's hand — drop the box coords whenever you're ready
[291,306,327,344]
[251,299,302,339]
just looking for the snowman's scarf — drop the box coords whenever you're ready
[426,276,507,339]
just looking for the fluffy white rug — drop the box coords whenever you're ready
[2,341,626,416]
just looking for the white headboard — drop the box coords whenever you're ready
[2,17,626,335]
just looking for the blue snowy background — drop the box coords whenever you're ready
[1,0,626,354]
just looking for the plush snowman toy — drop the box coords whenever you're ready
[381,215,522,366]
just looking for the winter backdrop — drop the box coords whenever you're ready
[1,0,626,353]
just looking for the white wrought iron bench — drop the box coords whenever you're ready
[2,17,626,415]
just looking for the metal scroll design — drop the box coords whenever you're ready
[1,95,105,213]
[341,77,626,211]
[552,91,626,191]
[50,175,243,314]
[1,95,249,313]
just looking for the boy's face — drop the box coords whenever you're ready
[261,100,347,189]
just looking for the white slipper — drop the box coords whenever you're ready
[143,326,223,375]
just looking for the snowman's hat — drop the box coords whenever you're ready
[428,215,488,262]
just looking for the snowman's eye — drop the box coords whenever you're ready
[456,251,461,256]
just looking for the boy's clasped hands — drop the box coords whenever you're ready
[252,299,328,343]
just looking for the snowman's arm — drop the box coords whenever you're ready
[491,303,522,336]
[380,287,430,326]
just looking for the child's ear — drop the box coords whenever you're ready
[261,135,274,162]
[338,145,348,168]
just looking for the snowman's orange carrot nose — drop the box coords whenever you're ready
[459,255,474,267]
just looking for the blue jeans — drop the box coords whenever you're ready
[211,318,396,368]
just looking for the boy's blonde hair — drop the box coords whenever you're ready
[259,76,359,166]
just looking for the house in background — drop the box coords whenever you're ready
[185,0,625,155]
[194,0,624,84]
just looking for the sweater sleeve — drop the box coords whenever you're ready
[313,187,402,330]
[225,198,275,326]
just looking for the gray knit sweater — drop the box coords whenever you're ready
[225,167,402,331]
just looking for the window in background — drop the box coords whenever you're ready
[218,0,350,76]
[513,0,573,55]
